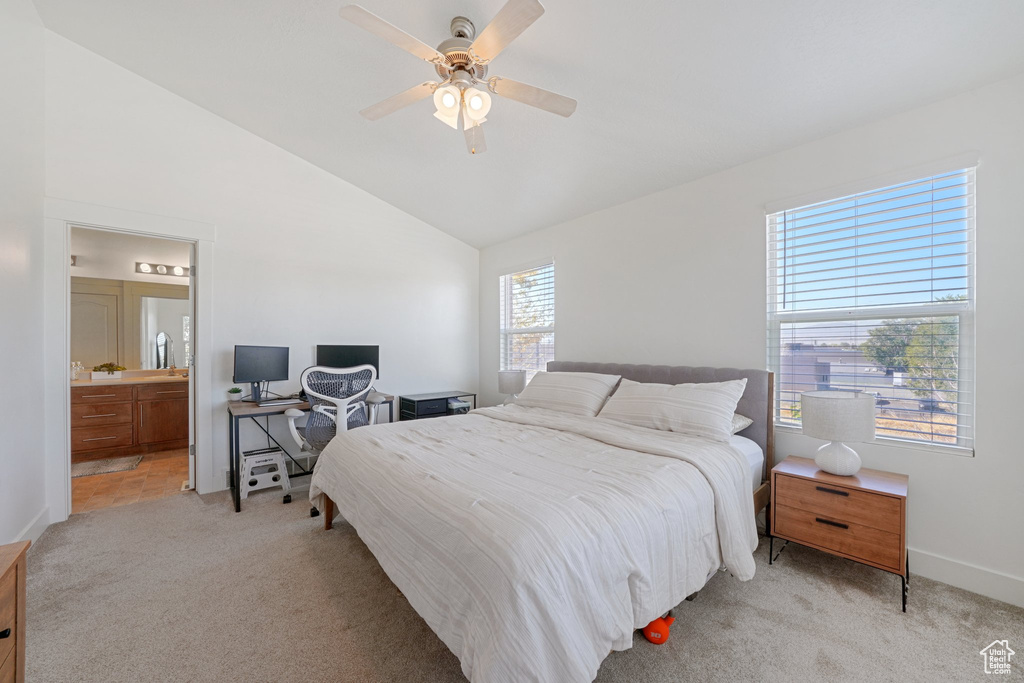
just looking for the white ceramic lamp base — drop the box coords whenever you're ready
[814,441,862,476]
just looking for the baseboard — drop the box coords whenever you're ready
[16,506,51,545]
[909,546,1024,608]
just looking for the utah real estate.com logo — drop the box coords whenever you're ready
[980,640,1014,675]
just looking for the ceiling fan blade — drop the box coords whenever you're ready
[469,0,545,63]
[464,123,487,155]
[340,5,446,64]
[488,77,577,117]
[360,82,437,121]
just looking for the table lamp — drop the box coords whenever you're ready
[800,390,876,476]
[498,370,527,405]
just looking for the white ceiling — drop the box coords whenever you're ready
[35,1,1024,248]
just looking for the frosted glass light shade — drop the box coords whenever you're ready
[498,370,527,396]
[801,391,876,442]
[433,85,461,129]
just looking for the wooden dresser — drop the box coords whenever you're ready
[770,456,909,611]
[0,541,29,683]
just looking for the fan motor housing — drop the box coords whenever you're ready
[435,19,487,80]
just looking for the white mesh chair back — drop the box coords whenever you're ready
[301,365,376,452]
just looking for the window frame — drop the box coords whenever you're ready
[499,261,555,379]
[766,169,976,456]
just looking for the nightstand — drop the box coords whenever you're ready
[769,456,909,611]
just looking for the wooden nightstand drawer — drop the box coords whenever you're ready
[774,503,902,572]
[0,565,14,670]
[775,474,902,534]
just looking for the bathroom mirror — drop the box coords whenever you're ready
[155,332,174,369]
[140,295,189,369]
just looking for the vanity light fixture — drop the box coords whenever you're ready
[136,262,189,278]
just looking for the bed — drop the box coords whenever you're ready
[310,362,774,683]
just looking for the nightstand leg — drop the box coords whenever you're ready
[902,550,910,613]
[769,535,773,565]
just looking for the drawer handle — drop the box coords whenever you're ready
[82,413,117,419]
[156,390,186,394]
[815,486,850,497]
[815,517,849,530]
[82,394,116,398]
[83,435,118,442]
[0,628,9,639]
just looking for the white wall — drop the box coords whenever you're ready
[480,74,1024,606]
[0,0,47,544]
[70,226,192,284]
[45,32,479,495]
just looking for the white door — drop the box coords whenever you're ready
[187,244,196,490]
[70,293,119,368]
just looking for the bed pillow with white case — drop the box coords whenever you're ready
[598,378,748,442]
[513,371,622,417]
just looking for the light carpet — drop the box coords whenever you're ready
[27,490,1023,682]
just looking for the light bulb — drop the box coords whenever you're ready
[156,264,167,275]
[433,85,461,130]
[462,88,491,123]
[173,266,185,276]
[139,263,152,273]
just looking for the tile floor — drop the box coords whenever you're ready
[71,448,191,513]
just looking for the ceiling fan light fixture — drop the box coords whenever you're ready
[433,84,462,129]
[463,87,491,123]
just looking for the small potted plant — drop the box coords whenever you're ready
[227,387,244,402]
[91,362,126,380]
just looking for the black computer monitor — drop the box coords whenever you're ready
[316,345,379,379]
[233,345,289,402]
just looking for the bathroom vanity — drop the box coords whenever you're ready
[70,374,189,462]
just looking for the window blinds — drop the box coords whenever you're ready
[767,169,974,450]
[499,263,555,379]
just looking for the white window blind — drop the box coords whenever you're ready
[499,263,555,379]
[767,168,975,451]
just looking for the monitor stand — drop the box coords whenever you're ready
[243,381,264,403]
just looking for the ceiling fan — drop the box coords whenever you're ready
[339,0,577,154]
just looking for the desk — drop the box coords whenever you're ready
[226,394,395,512]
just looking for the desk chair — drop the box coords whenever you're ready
[285,364,379,457]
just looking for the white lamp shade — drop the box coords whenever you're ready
[433,85,461,129]
[498,370,527,395]
[463,88,491,122]
[801,391,876,443]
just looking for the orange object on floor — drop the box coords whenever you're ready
[642,615,675,644]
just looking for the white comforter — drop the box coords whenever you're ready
[310,405,758,683]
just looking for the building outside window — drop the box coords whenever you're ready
[767,169,975,451]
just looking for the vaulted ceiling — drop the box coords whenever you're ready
[33,0,1024,247]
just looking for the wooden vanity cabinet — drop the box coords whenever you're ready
[71,381,188,461]
[137,384,189,445]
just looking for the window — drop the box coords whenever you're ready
[767,169,975,451]
[499,263,555,379]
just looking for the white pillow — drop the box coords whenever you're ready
[597,378,748,442]
[731,413,754,435]
[514,371,621,417]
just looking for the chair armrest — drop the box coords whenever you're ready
[366,391,386,405]
[284,409,307,450]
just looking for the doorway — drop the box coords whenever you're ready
[68,226,196,512]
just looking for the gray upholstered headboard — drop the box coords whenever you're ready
[546,361,775,478]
